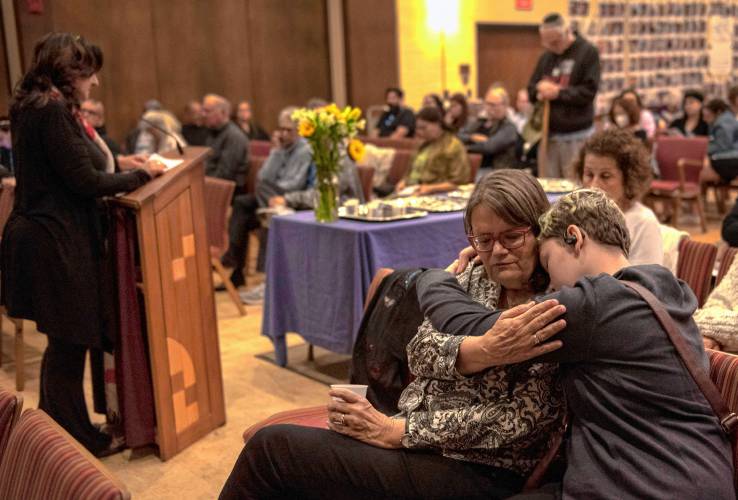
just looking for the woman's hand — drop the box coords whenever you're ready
[703,336,722,351]
[456,300,566,374]
[327,389,405,449]
[446,246,479,274]
[143,159,166,178]
[117,153,148,171]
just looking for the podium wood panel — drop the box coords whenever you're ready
[112,147,225,460]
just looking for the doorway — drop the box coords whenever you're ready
[477,24,542,100]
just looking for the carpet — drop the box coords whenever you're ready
[256,343,351,386]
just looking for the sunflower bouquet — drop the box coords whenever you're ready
[292,104,366,222]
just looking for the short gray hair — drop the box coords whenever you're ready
[538,188,630,257]
[203,93,231,116]
[279,106,298,123]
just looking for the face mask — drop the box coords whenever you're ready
[614,114,629,128]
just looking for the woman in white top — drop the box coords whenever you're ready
[572,128,663,265]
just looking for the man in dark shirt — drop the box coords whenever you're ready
[181,100,209,146]
[81,99,121,157]
[528,13,600,178]
[415,189,734,499]
[374,87,415,138]
[458,86,519,171]
[203,94,251,289]
[203,94,249,189]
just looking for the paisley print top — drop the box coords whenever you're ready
[397,264,565,475]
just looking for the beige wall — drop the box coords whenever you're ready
[396,0,568,109]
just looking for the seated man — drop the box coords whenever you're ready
[268,154,364,210]
[415,189,735,499]
[202,94,250,289]
[459,86,519,171]
[180,100,209,146]
[372,87,415,139]
[203,94,248,188]
[81,99,121,156]
[227,107,313,301]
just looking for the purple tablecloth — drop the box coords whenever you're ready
[262,210,468,366]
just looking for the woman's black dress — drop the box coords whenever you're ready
[1,97,149,453]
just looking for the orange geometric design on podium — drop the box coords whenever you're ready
[167,337,200,434]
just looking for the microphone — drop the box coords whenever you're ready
[140,118,185,155]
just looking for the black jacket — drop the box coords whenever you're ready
[528,33,600,134]
[1,99,150,348]
[350,269,425,414]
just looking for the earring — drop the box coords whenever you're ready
[563,234,577,245]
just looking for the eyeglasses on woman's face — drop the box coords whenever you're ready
[467,228,531,252]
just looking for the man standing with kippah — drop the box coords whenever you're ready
[528,13,600,179]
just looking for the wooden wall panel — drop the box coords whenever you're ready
[343,0,398,114]
[150,0,253,125]
[477,25,541,100]
[11,0,336,140]
[0,8,10,114]
[248,0,331,130]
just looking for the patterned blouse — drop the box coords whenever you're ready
[397,264,565,476]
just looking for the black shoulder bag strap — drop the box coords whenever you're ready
[621,280,737,434]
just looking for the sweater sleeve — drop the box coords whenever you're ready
[416,269,596,364]
[709,122,734,155]
[695,259,738,351]
[41,102,150,197]
[722,199,738,246]
[467,122,518,156]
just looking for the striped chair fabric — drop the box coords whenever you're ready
[717,247,738,287]
[707,349,738,492]
[676,238,718,307]
[0,388,22,462]
[0,409,130,500]
[243,268,395,444]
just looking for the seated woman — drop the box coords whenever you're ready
[619,88,656,139]
[668,89,709,137]
[572,128,663,265]
[608,96,647,144]
[394,107,470,196]
[699,98,738,185]
[141,109,187,154]
[219,170,566,500]
[415,189,734,499]
[443,92,470,133]
[696,256,738,352]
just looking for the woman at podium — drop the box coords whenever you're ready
[0,33,164,456]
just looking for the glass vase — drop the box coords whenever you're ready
[314,173,339,223]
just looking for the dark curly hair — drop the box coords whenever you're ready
[571,128,652,202]
[11,32,102,114]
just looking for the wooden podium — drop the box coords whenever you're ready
[111,147,225,460]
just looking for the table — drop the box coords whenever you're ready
[262,210,468,366]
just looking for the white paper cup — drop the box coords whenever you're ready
[330,384,368,401]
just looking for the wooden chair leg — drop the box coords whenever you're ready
[13,318,23,391]
[672,197,682,228]
[212,258,246,316]
[695,196,707,234]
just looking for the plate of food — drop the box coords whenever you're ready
[338,203,428,222]
[537,178,578,193]
[399,196,467,213]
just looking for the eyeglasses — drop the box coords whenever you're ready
[467,228,531,252]
[276,126,295,133]
[80,108,100,117]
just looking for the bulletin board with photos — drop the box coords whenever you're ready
[568,0,738,113]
